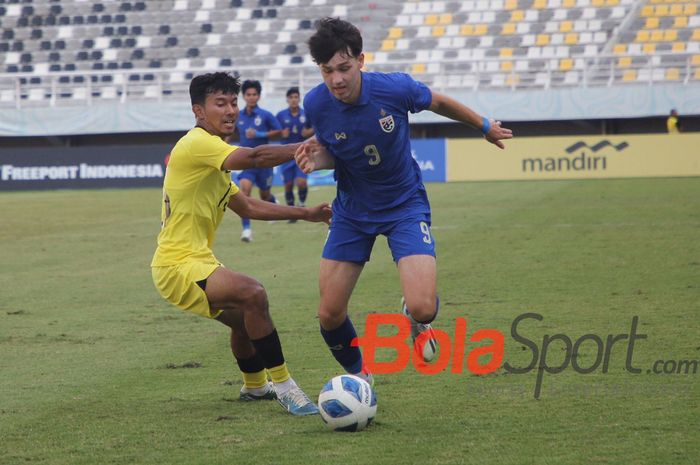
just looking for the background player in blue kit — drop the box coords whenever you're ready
[236,80,283,242]
[276,87,315,223]
[295,18,513,384]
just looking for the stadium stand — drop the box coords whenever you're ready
[0,0,698,107]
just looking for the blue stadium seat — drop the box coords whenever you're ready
[230,0,243,7]
[259,0,270,6]
[93,3,104,13]
[220,58,232,66]
[103,26,114,35]
[73,76,84,83]
[49,64,61,72]
[252,9,263,19]
[21,5,33,16]
[20,52,32,63]
[266,9,277,18]
[76,51,89,60]
[12,41,24,51]
[165,36,178,47]
[290,56,303,64]
[300,20,312,29]
[30,77,41,84]
[0,43,9,52]
[21,65,33,72]
[31,16,43,27]
[120,2,132,12]
[87,15,98,24]
[121,62,133,69]
[124,38,136,47]
[201,23,213,33]
[100,15,112,24]
[16,16,29,27]
[129,74,141,81]
[144,74,155,81]
[58,15,70,25]
[91,50,103,60]
[45,15,56,26]
[31,28,42,39]
[59,76,71,83]
[107,62,119,70]
[114,14,126,23]
[2,30,13,40]
[110,38,122,47]
[117,26,128,35]
[149,59,161,68]
[131,25,142,35]
[159,25,170,35]
[72,16,84,25]
[64,63,76,71]
[54,40,65,50]
[132,49,145,59]
[40,40,52,50]
[93,62,104,70]
[50,4,61,15]
[48,52,60,61]
[134,2,146,11]
[284,44,297,54]
[83,39,94,48]
[6,65,19,73]
[101,75,113,82]
[187,47,199,57]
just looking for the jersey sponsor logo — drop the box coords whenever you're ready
[300,115,306,124]
[379,114,395,133]
[335,132,347,140]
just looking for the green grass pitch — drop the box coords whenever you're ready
[1,178,698,465]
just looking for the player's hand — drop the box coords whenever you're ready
[305,202,332,224]
[295,139,321,173]
[245,127,257,139]
[281,128,290,138]
[485,120,513,149]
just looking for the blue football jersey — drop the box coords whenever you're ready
[237,105,281,148]
[276,108,311,144]
[304,72,433,221]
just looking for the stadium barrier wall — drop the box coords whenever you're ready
[1,134,697,191]
[0,144,171,191]
[447,134,700,181]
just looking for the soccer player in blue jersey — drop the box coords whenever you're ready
[236,80,283,242]
[276,87,315,223]
[295,18,513,384]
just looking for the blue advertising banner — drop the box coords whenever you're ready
[410,138,446,183]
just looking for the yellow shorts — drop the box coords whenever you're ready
[151,261,222,319]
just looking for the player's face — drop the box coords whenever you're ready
[243,88,260,108]
[196,90,239,138]
[287,93,300,110]
[319,51,364,104]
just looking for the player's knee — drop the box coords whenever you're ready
[243,282,268,314]
[318,305,346,329]
[406,296,437,323]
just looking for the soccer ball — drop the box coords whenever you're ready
[318,374,377,432]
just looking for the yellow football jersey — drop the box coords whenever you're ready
[151,127,239,266]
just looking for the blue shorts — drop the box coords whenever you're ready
[237,168,273,190]
[323,213,436,264]
[281,160,308,184]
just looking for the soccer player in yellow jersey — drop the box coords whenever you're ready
[151,72,330,415]
[667,109,681,134]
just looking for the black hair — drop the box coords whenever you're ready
[242,79,262,95]
[189,72,240,106]
[307,17,363,64]
[286,86,300,97]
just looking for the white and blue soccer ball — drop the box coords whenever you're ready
[318,374,377,432]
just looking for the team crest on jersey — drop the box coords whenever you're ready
[379,114,395,133]
[300,115,306,124]
[335,132,347,140]
[254,116,262,126]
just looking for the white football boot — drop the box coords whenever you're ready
[401,297,438,363]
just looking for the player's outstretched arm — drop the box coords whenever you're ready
[227,190,332,224]
[429,90,513,149]
[221,143,303,171]
[295,137,335,173]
